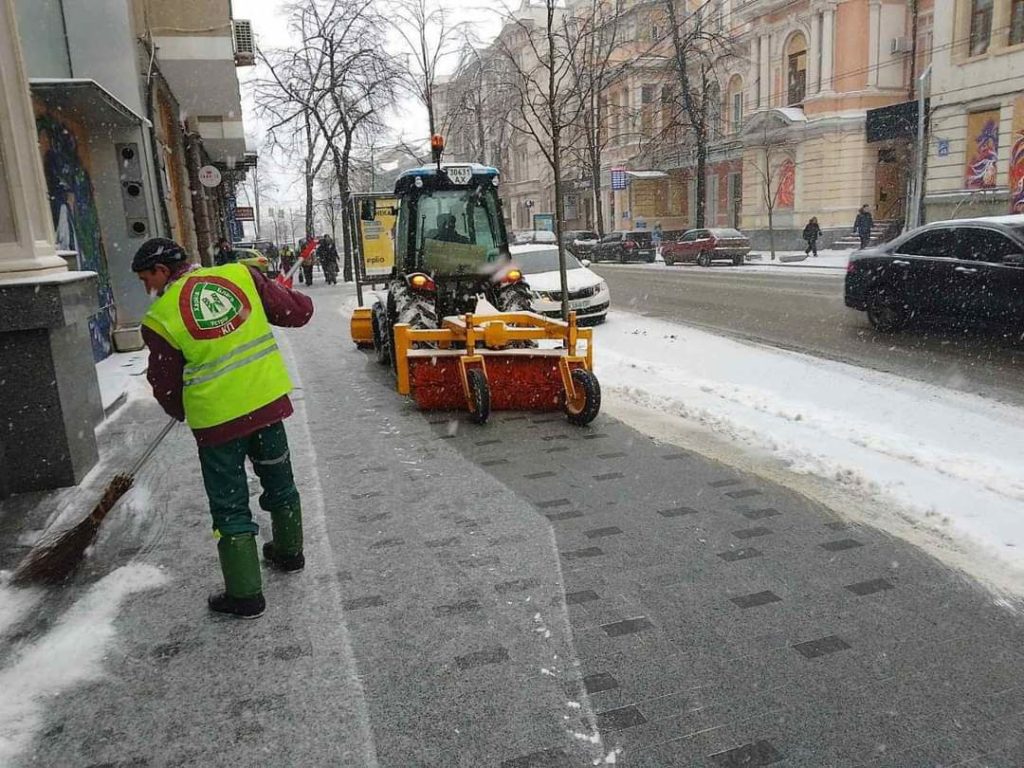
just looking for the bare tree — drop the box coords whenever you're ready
[316,169,341,239]
[257,0,401,281]
[389,0,466,137]
[662,0,735,228]
[493,1,598,320]
[746,121,794,261]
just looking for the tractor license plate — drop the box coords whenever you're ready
[445,165,473,185]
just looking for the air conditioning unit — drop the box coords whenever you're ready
[233,19,255,66]
[890,36,913,54]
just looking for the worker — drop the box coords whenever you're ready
[431,213,470,244]
[133,237,314,619]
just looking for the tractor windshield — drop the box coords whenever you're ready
[412,186,506,274]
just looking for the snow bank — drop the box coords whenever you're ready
[595,311,1024,590]
[0,564,167,763]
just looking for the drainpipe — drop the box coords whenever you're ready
[910,63,931,230]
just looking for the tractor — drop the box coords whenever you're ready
[351,135,600,426]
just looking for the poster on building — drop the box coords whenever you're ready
[355,194,397,274]
[1010,96,1024,214]
[964,109,1001,190]
[776,159,796,210]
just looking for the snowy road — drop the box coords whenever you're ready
[594,262,1024,408]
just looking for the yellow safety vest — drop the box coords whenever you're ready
[142,263,292,429]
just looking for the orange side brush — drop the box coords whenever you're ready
[410,355,571,411]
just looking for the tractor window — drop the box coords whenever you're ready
[416,187,504,273]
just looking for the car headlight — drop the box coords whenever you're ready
[593,281,607,294]
[531,290,551,301]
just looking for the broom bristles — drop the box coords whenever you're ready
[12,473,135,586]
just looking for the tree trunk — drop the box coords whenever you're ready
[767,206,776,261]
[339,139,355,283]
[545,2,569,321]
[304,115,316,239]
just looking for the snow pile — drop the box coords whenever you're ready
[0,564,167,763]
[595,311,1024,588]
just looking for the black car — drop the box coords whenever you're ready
[592,230,656,263]
[845,215,1024,332]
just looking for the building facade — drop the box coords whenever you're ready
[924,0,1024,222]
[13,0,254,358]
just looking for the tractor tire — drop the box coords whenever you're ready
[495,281,533,313]
[467,369,491,425]
[372,305,390,366]
[565,368,601,426]
[697,251,712,267]
[391,282,438,330]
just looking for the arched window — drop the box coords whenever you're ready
[786,33,808,105]
[727,75,744,133]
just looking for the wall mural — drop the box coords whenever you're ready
[35,111,114,361]
[1010,96,1024,214]
[776,158,796,210]
[964,109,1000,190]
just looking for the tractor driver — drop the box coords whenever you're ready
[432,213,470,245]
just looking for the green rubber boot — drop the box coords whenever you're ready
[209,533,265,619]
[262,502,305,573]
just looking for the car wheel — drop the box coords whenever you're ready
[664,256,675,266]
[732,256,744,266]
[697,251,712,267]
[866,289,909,333]
[618,251,626,264]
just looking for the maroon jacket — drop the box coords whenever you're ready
[142,264,314,447]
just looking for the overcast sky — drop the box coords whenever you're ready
[233,0,504,222]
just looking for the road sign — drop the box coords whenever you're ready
[198,165,222,187]
[235,206,255,221]
[937,139,950,158]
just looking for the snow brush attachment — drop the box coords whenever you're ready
[391,305,600,426]
[12,417,178,586]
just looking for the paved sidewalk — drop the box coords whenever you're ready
[3,281,1024,767]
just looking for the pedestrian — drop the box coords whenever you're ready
[652,223,663,254]
[133,237,314,619]
[317,234,339,285]
[299,237,315,286]
[853,205,874,250]
[802,217,822,257]
[213,237,237,266]
[279,245,295,275]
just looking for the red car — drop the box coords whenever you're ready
[662,228,751,267]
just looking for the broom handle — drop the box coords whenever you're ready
[127,417,178,479]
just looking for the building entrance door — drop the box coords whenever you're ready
[875,149,907,223]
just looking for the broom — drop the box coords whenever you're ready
[12,416,178,586]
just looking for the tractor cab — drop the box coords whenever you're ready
[393,163,510,278]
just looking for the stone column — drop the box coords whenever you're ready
[868,0,882,88]
[760,35,772,107]
[808,11,820,96]
[0,0,101,498]
[821,7,836,93]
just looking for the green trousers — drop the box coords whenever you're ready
[197,422,300,537]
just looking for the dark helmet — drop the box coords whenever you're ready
[132,238,186,272]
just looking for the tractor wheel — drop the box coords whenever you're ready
[496,281,534,313]
[565,368,601,426]
[372,306,390,366]
[467,369,491,425]
[391,282,438,329]
[697,251,712,267]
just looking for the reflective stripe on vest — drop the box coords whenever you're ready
[142,264,292,429]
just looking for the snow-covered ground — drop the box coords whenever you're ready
[592,310,1024,595]
[637,249,851,276]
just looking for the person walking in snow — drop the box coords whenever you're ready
[133,237,314,619]
[802,217,821,257]
[853,205,873,250]
[317,234,339,285]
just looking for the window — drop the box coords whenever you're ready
[969,0,993,55]
[732,93,743,132]
[896,228,954,257]
[1011,0,1024,46]
[786,34,808,105]
[641,85,656,104]
[955,228,1024,262]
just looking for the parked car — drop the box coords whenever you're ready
[591,230,656,263]
[513,229,558,245]
[510,244,610,325]
[234,247,271,273]
[844,214,1024,333]
[662,228,751,266]
[562,230,600,257]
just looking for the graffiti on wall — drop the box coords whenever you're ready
[776,159,796,210]
[35,111,114,361]
[964,109,1000,190]
[1010,96,1024,214]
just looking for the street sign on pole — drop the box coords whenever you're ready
[198,165,222,188]
[235,206,255,221]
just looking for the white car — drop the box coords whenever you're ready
[513,230,558,245]
[509,244,609,325]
